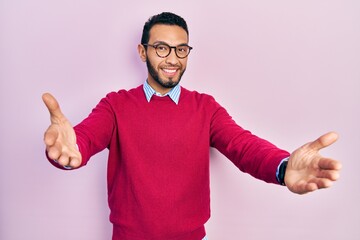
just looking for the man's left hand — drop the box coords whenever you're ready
[285,132,342,194]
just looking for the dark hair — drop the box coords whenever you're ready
[141,12,189,45]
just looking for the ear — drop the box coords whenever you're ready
[137,44,147,62]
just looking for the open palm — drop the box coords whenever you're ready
[42,93,82,168]
[285,132,342,194]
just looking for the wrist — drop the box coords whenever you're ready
[277,160,288,186]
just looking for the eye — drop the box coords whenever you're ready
[177,46,188,52]
[156,44,169,52]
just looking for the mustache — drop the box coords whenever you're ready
[160,63,182,68]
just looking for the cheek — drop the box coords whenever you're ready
[148,57,162,69]
[180,60,188,69]
[147,57,159,70]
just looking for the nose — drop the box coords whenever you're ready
[165,48,179,65]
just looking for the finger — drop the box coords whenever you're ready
[42,93,64,120]
[47,144,62,160]
[48,146,82,169]
[44,127,59,146]
[289,180,317,194]
[69,157,81,168]
[318,158,342,170]
[58,152,71,167]
[316,169,341,181]
[296,181,326,194]
[59,153,81,169]
[305,182,318,193]
[309,178,334,189]
[308,132,339,151]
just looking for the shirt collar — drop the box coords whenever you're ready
[143,80,181,105]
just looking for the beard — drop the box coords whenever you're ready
[146,57,186,89]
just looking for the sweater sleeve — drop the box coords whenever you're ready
[74,93,116,167]
[209,99,290,184]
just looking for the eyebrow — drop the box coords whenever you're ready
[152,41,189,46]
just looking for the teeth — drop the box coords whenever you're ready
[163,69,177,73]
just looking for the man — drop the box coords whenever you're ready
[42,12,342,240]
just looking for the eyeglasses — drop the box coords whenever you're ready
[143,43,193,59]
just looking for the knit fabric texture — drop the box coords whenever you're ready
[72,85,289,239]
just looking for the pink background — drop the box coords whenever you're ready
[1,0,359,239]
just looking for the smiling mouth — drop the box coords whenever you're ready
[162,68,178,76]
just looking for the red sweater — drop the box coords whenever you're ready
[70,85,289,239]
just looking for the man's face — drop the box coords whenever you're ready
[139,24,189,93]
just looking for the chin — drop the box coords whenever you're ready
[157,77,180,88]
[161,81,179,89]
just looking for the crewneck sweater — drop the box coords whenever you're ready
[71,85,289,240]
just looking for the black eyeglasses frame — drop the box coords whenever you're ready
[143,43,193,59]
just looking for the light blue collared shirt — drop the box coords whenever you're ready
[143,80,181,105]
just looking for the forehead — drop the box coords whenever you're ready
[148,24,188,45]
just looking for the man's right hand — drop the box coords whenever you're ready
[42,93,82,169]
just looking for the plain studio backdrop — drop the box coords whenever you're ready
[1,0,359,239]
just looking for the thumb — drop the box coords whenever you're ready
[42,93,64,120]
[308,132,339,151]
